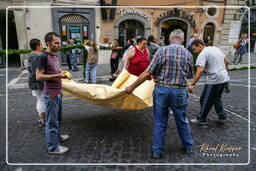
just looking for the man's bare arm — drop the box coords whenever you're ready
[125,71,152,94]
[192,66,204,85]
[224,57,230,68]
[36,69,66,81]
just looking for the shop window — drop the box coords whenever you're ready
[59,14,89,44]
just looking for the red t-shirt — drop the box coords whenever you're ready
[128,46,150,76]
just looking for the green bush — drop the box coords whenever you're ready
[0,45,112,57]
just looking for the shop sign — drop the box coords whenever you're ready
[154,8,196,28]
[117,8,149,21]
[228,21,242,43]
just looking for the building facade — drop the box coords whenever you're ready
[0,0,252,66]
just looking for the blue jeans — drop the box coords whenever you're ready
[43,93,62,152]
[85,63,97,84]
[71,54,79,71]
[152,85,193,154]
[197,83,227,122]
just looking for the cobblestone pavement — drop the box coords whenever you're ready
[0,67,255,171]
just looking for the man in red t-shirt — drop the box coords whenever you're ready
[124,37,150,76]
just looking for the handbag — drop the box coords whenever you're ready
[233,41,240,49]
[111,52,118,59]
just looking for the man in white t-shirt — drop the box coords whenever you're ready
[188,39,230,125]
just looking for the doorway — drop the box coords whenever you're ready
[118,20,144,46]
[203,23,215,46]
[161,19,188,46]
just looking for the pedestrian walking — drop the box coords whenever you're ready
[189,39,230,125]
[125,29,194,159]
[124,37,150,76]
[232,33,248,65]
[84,40,99,84]
[147,35,160,61]
[69,39,79,71]
[27,38,46,127]
[36,32,70,154]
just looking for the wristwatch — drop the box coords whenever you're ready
[192,82,196,86]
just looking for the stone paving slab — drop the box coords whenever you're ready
[1,66,256,170]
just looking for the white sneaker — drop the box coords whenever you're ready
[169,110,173,115]
[49,146,69,154]
[60,135,70,142]
[190,118,208,125]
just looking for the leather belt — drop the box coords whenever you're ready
[156,83,185,89]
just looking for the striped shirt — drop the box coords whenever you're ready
[147,42,193,87]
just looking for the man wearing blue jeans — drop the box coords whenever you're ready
[126,29,194,159]
[69,39,79,71]
[189,39,230,125]
[36,32,70,154]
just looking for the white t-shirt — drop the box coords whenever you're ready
[196,46,230,84]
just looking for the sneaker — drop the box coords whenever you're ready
[190,118,208,125]
[218,118,228,123]
[169,110,173,115]
[185,149,193,153]
[49,146,69,154]
[60,135,70,142]
[151,152,161,159]
[109,76,116,82]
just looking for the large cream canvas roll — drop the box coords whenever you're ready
[62,69,154,110]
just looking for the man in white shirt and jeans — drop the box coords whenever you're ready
[188,39,230,125]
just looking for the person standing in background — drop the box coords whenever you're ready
[232,33,248,65]
[109,39,123,81]
[84,40,99,84]
[70,39,79,71]
[64,40,72,70]
[27,38,46,127]
[158,36,165,47]
[147,35,160,61]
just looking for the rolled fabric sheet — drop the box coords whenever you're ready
[62,69,154,110]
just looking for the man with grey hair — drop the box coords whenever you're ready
[125,29,194,159]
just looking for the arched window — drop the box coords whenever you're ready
[203,23,215,46]
[59,14,89,24]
